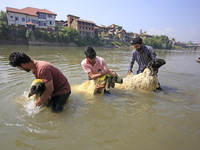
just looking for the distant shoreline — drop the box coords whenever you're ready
[0,40,199,50]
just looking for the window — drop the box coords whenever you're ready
[39,21,46,26]
[49,21,54,25]
[22,18,25,22]
[31,19,39,24]
[48,14,52,18]
[10,16,13,18]
[15,17,19,21]
[39,13,46,19]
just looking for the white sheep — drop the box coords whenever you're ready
[115,68,159,92]
[115,59,166,92]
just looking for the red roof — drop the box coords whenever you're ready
[26,21,35,26]
[6,7,57,16]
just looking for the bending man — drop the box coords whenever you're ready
[81,46,115,93]
[127,37,162,90]
[9,52,71,113]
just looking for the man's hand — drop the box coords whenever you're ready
[36,98,43,107]
[127,71,132,75]
[109,70,117,77]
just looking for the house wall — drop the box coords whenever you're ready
[7,11,56,29]
[78,21,95,37]
[27,16,39,28]
[7,12,27,26]
[38,13,56,29]
[71,20,78,30]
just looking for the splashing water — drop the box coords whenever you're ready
[20,91,41,116]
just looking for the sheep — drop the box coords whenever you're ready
[115,59,166,92]
[78,73,123,95]
[197,57,200,63]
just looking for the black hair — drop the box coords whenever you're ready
[84,46,96,59]
[9,51,31,67]
[131,37,143,45]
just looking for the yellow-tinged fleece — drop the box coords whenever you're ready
[115,68,159,92]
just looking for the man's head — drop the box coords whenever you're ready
[131,37,143,51]
[9,51,31,72]
[84,46,96,65]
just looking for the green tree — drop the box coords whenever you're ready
[55,24,59,30]
[187,40,193,45]
[47,31,54,42]
[26,30,32,40]
[143,35,172,49]
[0,21,10,39]
[62,26,81,43]
[0,10,7,22]
[58,31,64,42]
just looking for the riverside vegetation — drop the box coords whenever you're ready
[0,10,177,49]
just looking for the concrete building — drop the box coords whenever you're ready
[67,14,95,37]
[6,7,57,29]
[117,29,126,42]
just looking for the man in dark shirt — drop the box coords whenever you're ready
[127,37,162,90]
[127,37,157,75]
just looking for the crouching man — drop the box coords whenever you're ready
[81,46,119,94]
[9,52,71,113]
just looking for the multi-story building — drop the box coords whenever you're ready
[67,14,95,37]
[6,7,57,29]
[125,32,134,43]
[117,29,126,42]
[96,25,109,38]
[108,24,122,33]
[139,33,153,39]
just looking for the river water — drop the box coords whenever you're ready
[0,45,200,150]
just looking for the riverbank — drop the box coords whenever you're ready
[0,39,124,48]
[0,39,198,50]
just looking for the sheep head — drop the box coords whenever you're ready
[147,59,166,76]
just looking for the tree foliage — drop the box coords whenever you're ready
[143,35,172,49]
[24,26,103,46]
[0,21,10,39]
[0,10,7,22]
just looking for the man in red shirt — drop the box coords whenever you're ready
[9,52,71,113]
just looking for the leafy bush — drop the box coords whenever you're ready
[143,35,172,49]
